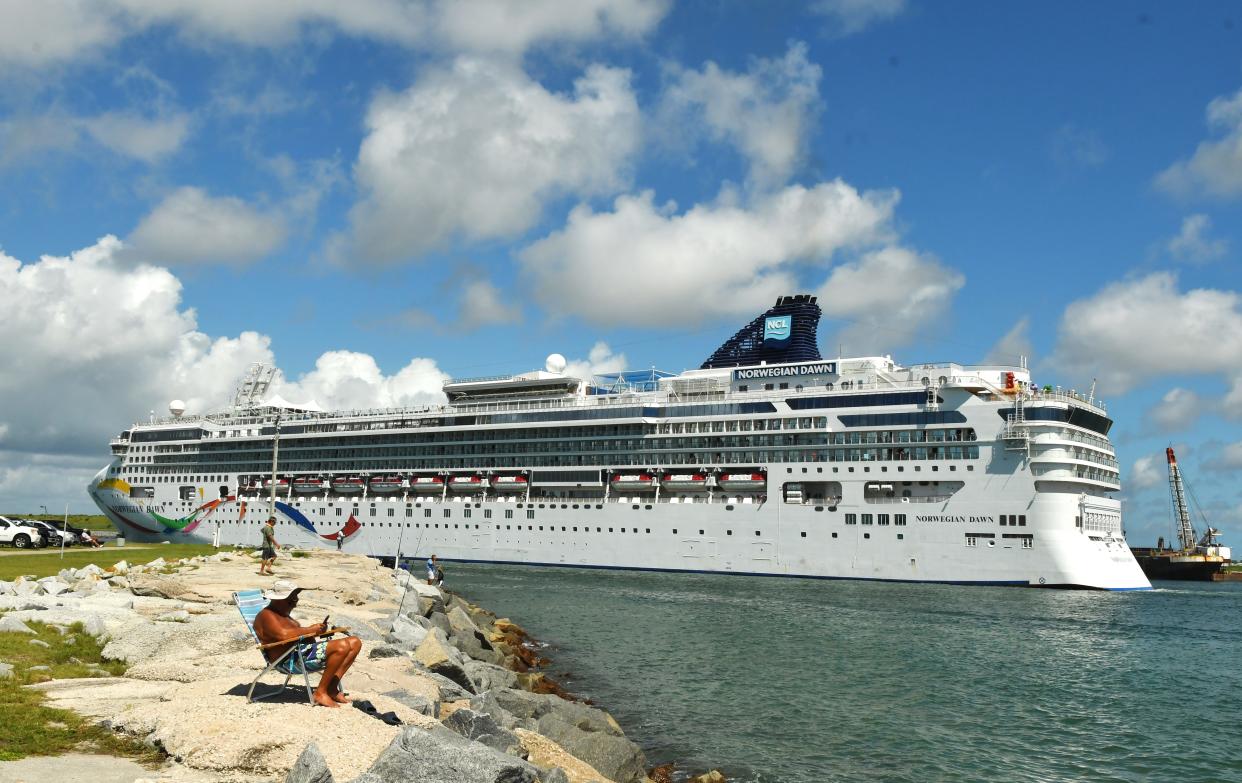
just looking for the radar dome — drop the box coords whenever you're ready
[169,400,186,417]
[545,353,567,373]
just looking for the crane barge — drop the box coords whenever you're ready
[1130,447,1233,580]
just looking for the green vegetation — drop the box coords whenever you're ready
[0,544,217,581]
[0,514,116,532]
[0,620,160,763]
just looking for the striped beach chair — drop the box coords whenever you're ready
[233,589,316,704]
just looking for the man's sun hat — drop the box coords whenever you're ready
[262,580,304,601]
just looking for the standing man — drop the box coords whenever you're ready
[426,554,438,585]
[260,517,279,575]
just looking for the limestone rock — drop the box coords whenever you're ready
[39,580,71,597]
[541,768,571,783]
[28,664,50,671]
[417,669,473,701]
[534,714,647,783]
[690,771,726,783]
[128,574,185,599]
[381,690,436,717]
[29,638,51,648]
[463,660,519,692]
[0,581,13,595]
[157,610,191,623]
[0,616,36,634]
[13,580,38,597]
[468,690,521,730]
[411,629,473,692]
[426,610,452,638]
[286,742,335,783]
[364,724,539,783]
[442,708,526,759]
[384,616,428,649]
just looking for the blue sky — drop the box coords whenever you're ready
[0,1,1239,546]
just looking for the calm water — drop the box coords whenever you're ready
[451,565,1242,783]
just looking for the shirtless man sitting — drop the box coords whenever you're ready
[252,580,363,708]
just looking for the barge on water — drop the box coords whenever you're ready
[1131,448,1233,582]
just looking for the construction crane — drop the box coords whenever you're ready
[1166,447,1197,552]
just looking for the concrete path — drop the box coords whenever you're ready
[0,753,155,783]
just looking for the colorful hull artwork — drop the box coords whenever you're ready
[92,479,361,543]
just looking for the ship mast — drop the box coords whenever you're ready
[1166,447,1196,551]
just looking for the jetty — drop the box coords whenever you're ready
[0,550,656,782]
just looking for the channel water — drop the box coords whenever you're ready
[452,564,1242,783]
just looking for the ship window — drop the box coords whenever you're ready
[699,529,704,535]
[443,510,450,518]
[1019,515,1027,526]
[845,514,857,525]
[864,533,870,539]
[832,532,838,538]
[485,510,492,519]
[608,528,614,533]
[1023,538,1033,548]
[646,528,651,533]
[388,508,394,517]
[1000,516,1007,526]
[369,508,375,517]
[862,514,873,525]
[754,530,761,536]
[336,508,342,517]
[673,528,678,534]
[505,510,513,519]
[895,514,906,526]
[966,535,977,547]
[878,514,889,526]
[464,510,471,518]
[425,509,431,517]
[800,531,806,537]
[727,530,732,536]
[527,510,535,519]
[897,534,904,540]
[739,385,748,392]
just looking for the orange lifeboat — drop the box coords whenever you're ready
[449,475,486,493]
[408,476,445,494]
[611,473,657,492]
[661,473,708,492]
[717,472,766,492]
[491,475,529,493]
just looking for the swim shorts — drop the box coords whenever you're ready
[277,638,328,674]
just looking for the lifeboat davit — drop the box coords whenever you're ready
[717,472,766,492]
[661,473,708,492]
[369,476,405,494]
[611,473,657,492]
[292,477,325,494]
[449,475,487,493]
[491,475,529,493]
[330,477,366,494]
[408,476,445,494]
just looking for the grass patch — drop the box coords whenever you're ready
[0,620,161,763]
[0,544,217,581]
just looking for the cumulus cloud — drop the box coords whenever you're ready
[344,58,639,263]
[1050,272,1242,395]
[1129,455,1164,491]
[275,353,448,411]
[1156,86,1242,199]
[564,342,628,381]
[522,181,899,327]
[1147,387,1207,432]
[812,0,906,35]
[1166,214,1228,263]
[981,317,1032,366]
[458,279,522,330]
[659,42,822,186]
[815,246,964,354]
[0,236,451,510]
[82,112,190,163]
[0,0,668,67]
[0,110,190,166]
[126,187,288,266]
[1221,441,1242,470]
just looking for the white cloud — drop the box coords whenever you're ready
[815,246,965,354]
[660,42,822,186]
[1221,441,1242,470]
[126,187,288,266]
[1166,214,1228,263]
[82,112,190,163]
[812,0,906,35]
[458,279,522,330]
[0,111,80,165]
[982,317,1032,366]
[1050,123,1109,169]
[0,236,450,511]
[1129,455,1164,491]
[1050,272,1242,395]
[1147,387,1206,432]
[344,58,639,263]
[0,0,669,67]
[521,181,899,327]
[564,342,627,381]
[275,352,448,411]
[1156,86,1242,199]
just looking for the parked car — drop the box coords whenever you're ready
[0,516,46,549]
[23,520,76,548]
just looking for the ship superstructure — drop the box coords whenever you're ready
[89,295,1150,589]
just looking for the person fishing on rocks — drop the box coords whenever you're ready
[253,580,363,708]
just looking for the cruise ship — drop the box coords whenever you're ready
[88,296,1151,590]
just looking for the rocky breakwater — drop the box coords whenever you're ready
[2,551,653,783]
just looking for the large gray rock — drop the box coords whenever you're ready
[426,610,452,638]
[82,615,109,639]
[381,689,436,717]
[0,616,36,634]
[442,708,526,759]
[13,580,38,597]
[0,581,13,595]
[415,594,446,617]
[368,645,403,660]
[463,659,518,692]
[335,614,384,643]
[534,714,647,783]
[364,724,539,783]
[384,616,428,649]
[412,629,473,694]
[468,691,521,730]
[285,742,334,783]
[0,662,13,678]
[415,669,473,701]
[540,769,570,783]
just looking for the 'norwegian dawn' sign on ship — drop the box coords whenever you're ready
[733,362,837,381]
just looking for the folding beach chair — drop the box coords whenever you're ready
[233,588,321,704]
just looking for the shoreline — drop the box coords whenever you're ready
[0,549,693,782]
